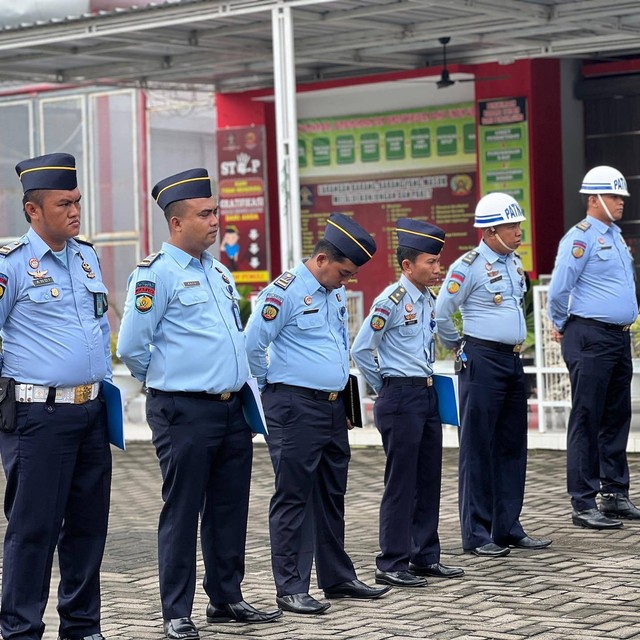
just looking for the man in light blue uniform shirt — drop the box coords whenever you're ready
[548,165,640,530]
[117,169,281,640]
[436,192,551,558]
[0,153,112,640]
[351,218,464,588]
[245,213,390,615]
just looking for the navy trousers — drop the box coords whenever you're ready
[147,393,252,619]
[457,343,527,549]
[262,387,356,597]
[0,397,111,640]
[374,382,442,572]
[561,319,632,510]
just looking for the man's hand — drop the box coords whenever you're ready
[346,418,355,431]
[551,328,563,343]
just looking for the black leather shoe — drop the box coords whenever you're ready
[467,543,510,557]
[275,593,330,615]
[510,535,553,549]
[572,508,623,530]
[374,569,427,587]
[163,617,199,640]
[408,562,465,578]
[600,493,640,520]
[206,600,283,623]
[324,578,391,599]
[59,635,106,640]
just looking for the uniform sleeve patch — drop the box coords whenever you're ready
[447,280,461,294]
[373,306,390,316]
[450,270,465,283]
[571,240,586,259]
[0,272,7,300]
[265,294,284,307]
[274,271,296,290]
[370,315,386,331]
[262,303,279,321]
[134,280,155,313]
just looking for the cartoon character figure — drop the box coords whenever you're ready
[220,226,240,270]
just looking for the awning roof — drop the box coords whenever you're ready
[0,0,640,92]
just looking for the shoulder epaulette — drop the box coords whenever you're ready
[274,271,296,290]
[0,239,25,257]
[75,237,94,247]
[137,252,161,268]
[389,285,407,305]
[462,250,479,265]
[576,220,591,232]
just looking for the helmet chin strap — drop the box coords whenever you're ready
[493,229,517,254]
[597,194,616,222]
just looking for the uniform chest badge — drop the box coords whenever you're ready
[82,262,92,272]
[28,269,48,279]
[222,274,230,284]
[597,237,605,244]
[28,258,39,269]
[304,295,312,305]
[404,303,413,313]
[494,293,503,305]
[51,288,60,298]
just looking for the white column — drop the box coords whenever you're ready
[271,3,302,272]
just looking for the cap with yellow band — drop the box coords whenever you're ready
[396,217,446,255]
[323,213,376,266]
[152,168,212,211]
[15,153,77,192]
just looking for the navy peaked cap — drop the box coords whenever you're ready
[324,213,376,266]
[152,168,212,210]
[396,218,445,254]
[15,153,77,192]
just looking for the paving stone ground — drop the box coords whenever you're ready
[4,442,640,640]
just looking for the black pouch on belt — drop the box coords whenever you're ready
[0,377,16,433]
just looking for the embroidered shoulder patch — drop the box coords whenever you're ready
[462,250,479,265]
[447,280,461,294]
[388,285,407,305]
[262,303,279,321]
[571,240,586,259]
[134,280,155,313]
[138,253,161,268]
[274,271,296,290]
[0,273,7,300]
[0,239,25,257]
[576,220,591,232]
[370,315,386,331]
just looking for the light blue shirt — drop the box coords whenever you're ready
[435,240,527,349]
[351,274,436,393]
[245,261,350,392]
[547,216,638,330]
[117,242,250,393]
[0,227,111,386]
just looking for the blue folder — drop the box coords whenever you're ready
[240,378,268,435]
[102,380,126,450]
[432,374,460,427]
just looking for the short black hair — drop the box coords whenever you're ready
[164,199,187,223]
[311,239,349,262]
[22,189,46,223]
[397,246,423,269]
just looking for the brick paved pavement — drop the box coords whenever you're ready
[4,443,640,640]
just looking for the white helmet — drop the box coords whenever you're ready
[580,166,629,197]
[474,192,526,228]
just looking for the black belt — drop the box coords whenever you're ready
[267,383,340,401]
[383,376,433,387]
[147,388,237,402]
[464,335,523,353]
[569,315,631,332]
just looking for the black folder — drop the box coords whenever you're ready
[341,374,363,428]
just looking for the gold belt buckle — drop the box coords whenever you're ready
[513,344,522,353]
[74,384,92,404]
[426,377,433,387]
[220,392,231,401]
[328,392,338,401]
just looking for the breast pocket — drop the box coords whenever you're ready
[483,279,508,295]
[27,288,64,326]
[296,312,325,330]
[398,323,421,337]
[178,289,216,329]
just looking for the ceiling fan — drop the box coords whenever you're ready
[409,37,508,89]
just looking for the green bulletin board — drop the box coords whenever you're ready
[477,97,533,271]
[298,103,476,178]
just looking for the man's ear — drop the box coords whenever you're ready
[24,200,40,222]
[169,215,182,233]
[314,252,329,268]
